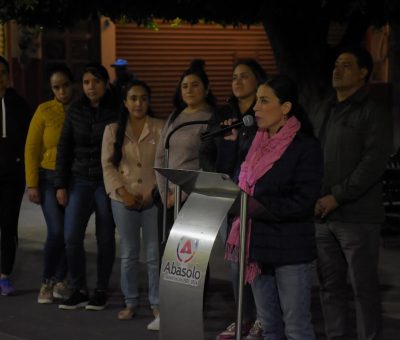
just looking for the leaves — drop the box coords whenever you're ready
[0,0,399,28]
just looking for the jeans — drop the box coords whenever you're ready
[316,222,382,340]
[64,178,115,291]
[112,200,159,308]
[0,169,25,276]
[39,169,67,282]
[251,263,315,340]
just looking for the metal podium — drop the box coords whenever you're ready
[155,168,277,340]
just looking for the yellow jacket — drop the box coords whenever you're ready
[25,99,66,187]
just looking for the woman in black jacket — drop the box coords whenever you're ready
[0,56,31,296]
[55,63,118,311]
[218,75,323,340]
[200,59,267,339]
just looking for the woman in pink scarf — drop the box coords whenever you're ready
[218,75,323,340]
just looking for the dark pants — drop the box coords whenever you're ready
[39,169,67,282]
[316,221,382,340]
[0,171,25,276]
[64,178,116,291]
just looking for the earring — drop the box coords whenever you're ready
[283,114,288,122]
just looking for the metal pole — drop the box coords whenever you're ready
[236,191,248,340]
[162,148,169,243]
[162,119,209,243]
[174,184,182,220]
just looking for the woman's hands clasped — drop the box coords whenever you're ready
[117,186,153,210]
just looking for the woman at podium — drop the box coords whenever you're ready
[218,75,323,340]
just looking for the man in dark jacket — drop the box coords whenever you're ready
[310,46,392,340]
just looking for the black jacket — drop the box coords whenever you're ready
[199,96,257,180]
[310,87,393,223]
[217,131,323,266]
[0,88,31,177]
[55,92,117,188]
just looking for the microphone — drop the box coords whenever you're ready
[200,115,254,141]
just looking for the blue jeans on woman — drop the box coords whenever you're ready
[111,200,159,308]
[251,262,315,340]
[39,169,67,282]
[64,178,115,291]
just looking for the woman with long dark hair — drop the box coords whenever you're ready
[155,59,216,234]
[102,79,164,330]
[55,63,117,311]
[200,58,267,339]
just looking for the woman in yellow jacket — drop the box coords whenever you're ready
[25,64,75,304]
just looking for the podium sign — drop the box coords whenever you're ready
[155,168,277,340]
[155,169,240,340]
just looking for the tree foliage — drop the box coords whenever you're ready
[2,0,399,108]
[1,0,399,29]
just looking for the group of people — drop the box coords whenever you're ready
[0,44,392,340]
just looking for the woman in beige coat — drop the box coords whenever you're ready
[102,79,164,330]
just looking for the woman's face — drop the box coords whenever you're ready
[124,85,149,119]
[82,72,107,106]
[232,64,258,100]
[0,63,9,92]
[180,74,207,109]
[50,72,73,105]
[253,84,290,133]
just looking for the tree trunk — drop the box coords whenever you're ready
[260,1,370,113]
[260,0,330,112]
[389,23,400,149]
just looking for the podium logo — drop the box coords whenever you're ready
[176,237,199,263]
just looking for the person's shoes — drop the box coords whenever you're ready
[118,306,136,320]
[38,281,54,304]
[246,319,263,339]
[216,322,236,340]
[147,308,160,331]
[58,290,89,310]
[0,278,15,296]
[216,322,251,340]
[85,289,107,311]
[53,280,72,300]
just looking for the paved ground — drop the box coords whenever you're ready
[0,193,399,339]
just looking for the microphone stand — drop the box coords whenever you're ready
[161,120,210,245]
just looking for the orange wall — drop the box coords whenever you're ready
[114,20,277,116]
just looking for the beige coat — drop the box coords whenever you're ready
[102,116,165,202]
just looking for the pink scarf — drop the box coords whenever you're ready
[225,116,301,283]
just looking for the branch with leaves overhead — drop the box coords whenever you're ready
[0,0,398,29]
